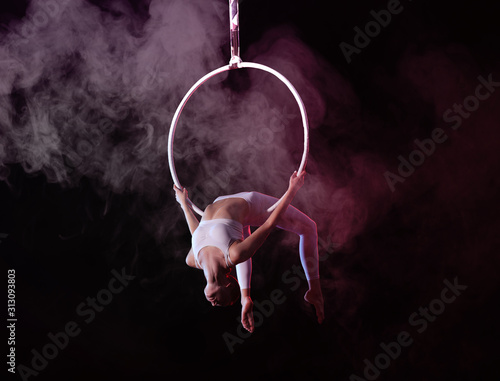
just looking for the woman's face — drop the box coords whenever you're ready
[204,275,239,306]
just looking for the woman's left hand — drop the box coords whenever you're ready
[241,296,254,333]
[173,184,188,206]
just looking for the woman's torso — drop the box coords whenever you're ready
[202,198,249,224]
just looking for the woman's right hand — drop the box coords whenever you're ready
[288,170,306,193]
[241,296,254,333]
[173,184,188,206]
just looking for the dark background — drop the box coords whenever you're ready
[1,0,499,380]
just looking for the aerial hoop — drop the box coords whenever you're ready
[168,1,309,216]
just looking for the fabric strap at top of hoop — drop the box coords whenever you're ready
[229,0,240,65]
[168,61,309,217]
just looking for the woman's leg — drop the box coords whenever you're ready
[244,192,324,323]
[276,207,320,281]
[245,192,319,281]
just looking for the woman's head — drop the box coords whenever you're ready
[204,274,240,307]
[198,245,240,306]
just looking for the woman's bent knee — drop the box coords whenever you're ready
[299,217,317,237]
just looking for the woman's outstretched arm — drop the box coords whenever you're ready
[230,171,305,265]
[173,185,199,234]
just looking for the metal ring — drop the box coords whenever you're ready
[168,61,309,216]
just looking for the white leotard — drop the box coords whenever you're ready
[191,218,243,268]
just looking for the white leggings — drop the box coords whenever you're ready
[214,192,320,288]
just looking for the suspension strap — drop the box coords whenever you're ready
[229,0,242,68]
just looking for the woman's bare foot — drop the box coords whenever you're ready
[304,288,325,324]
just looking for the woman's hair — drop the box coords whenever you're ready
[222,274,240,306]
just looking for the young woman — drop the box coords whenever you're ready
[174,171,324,332]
